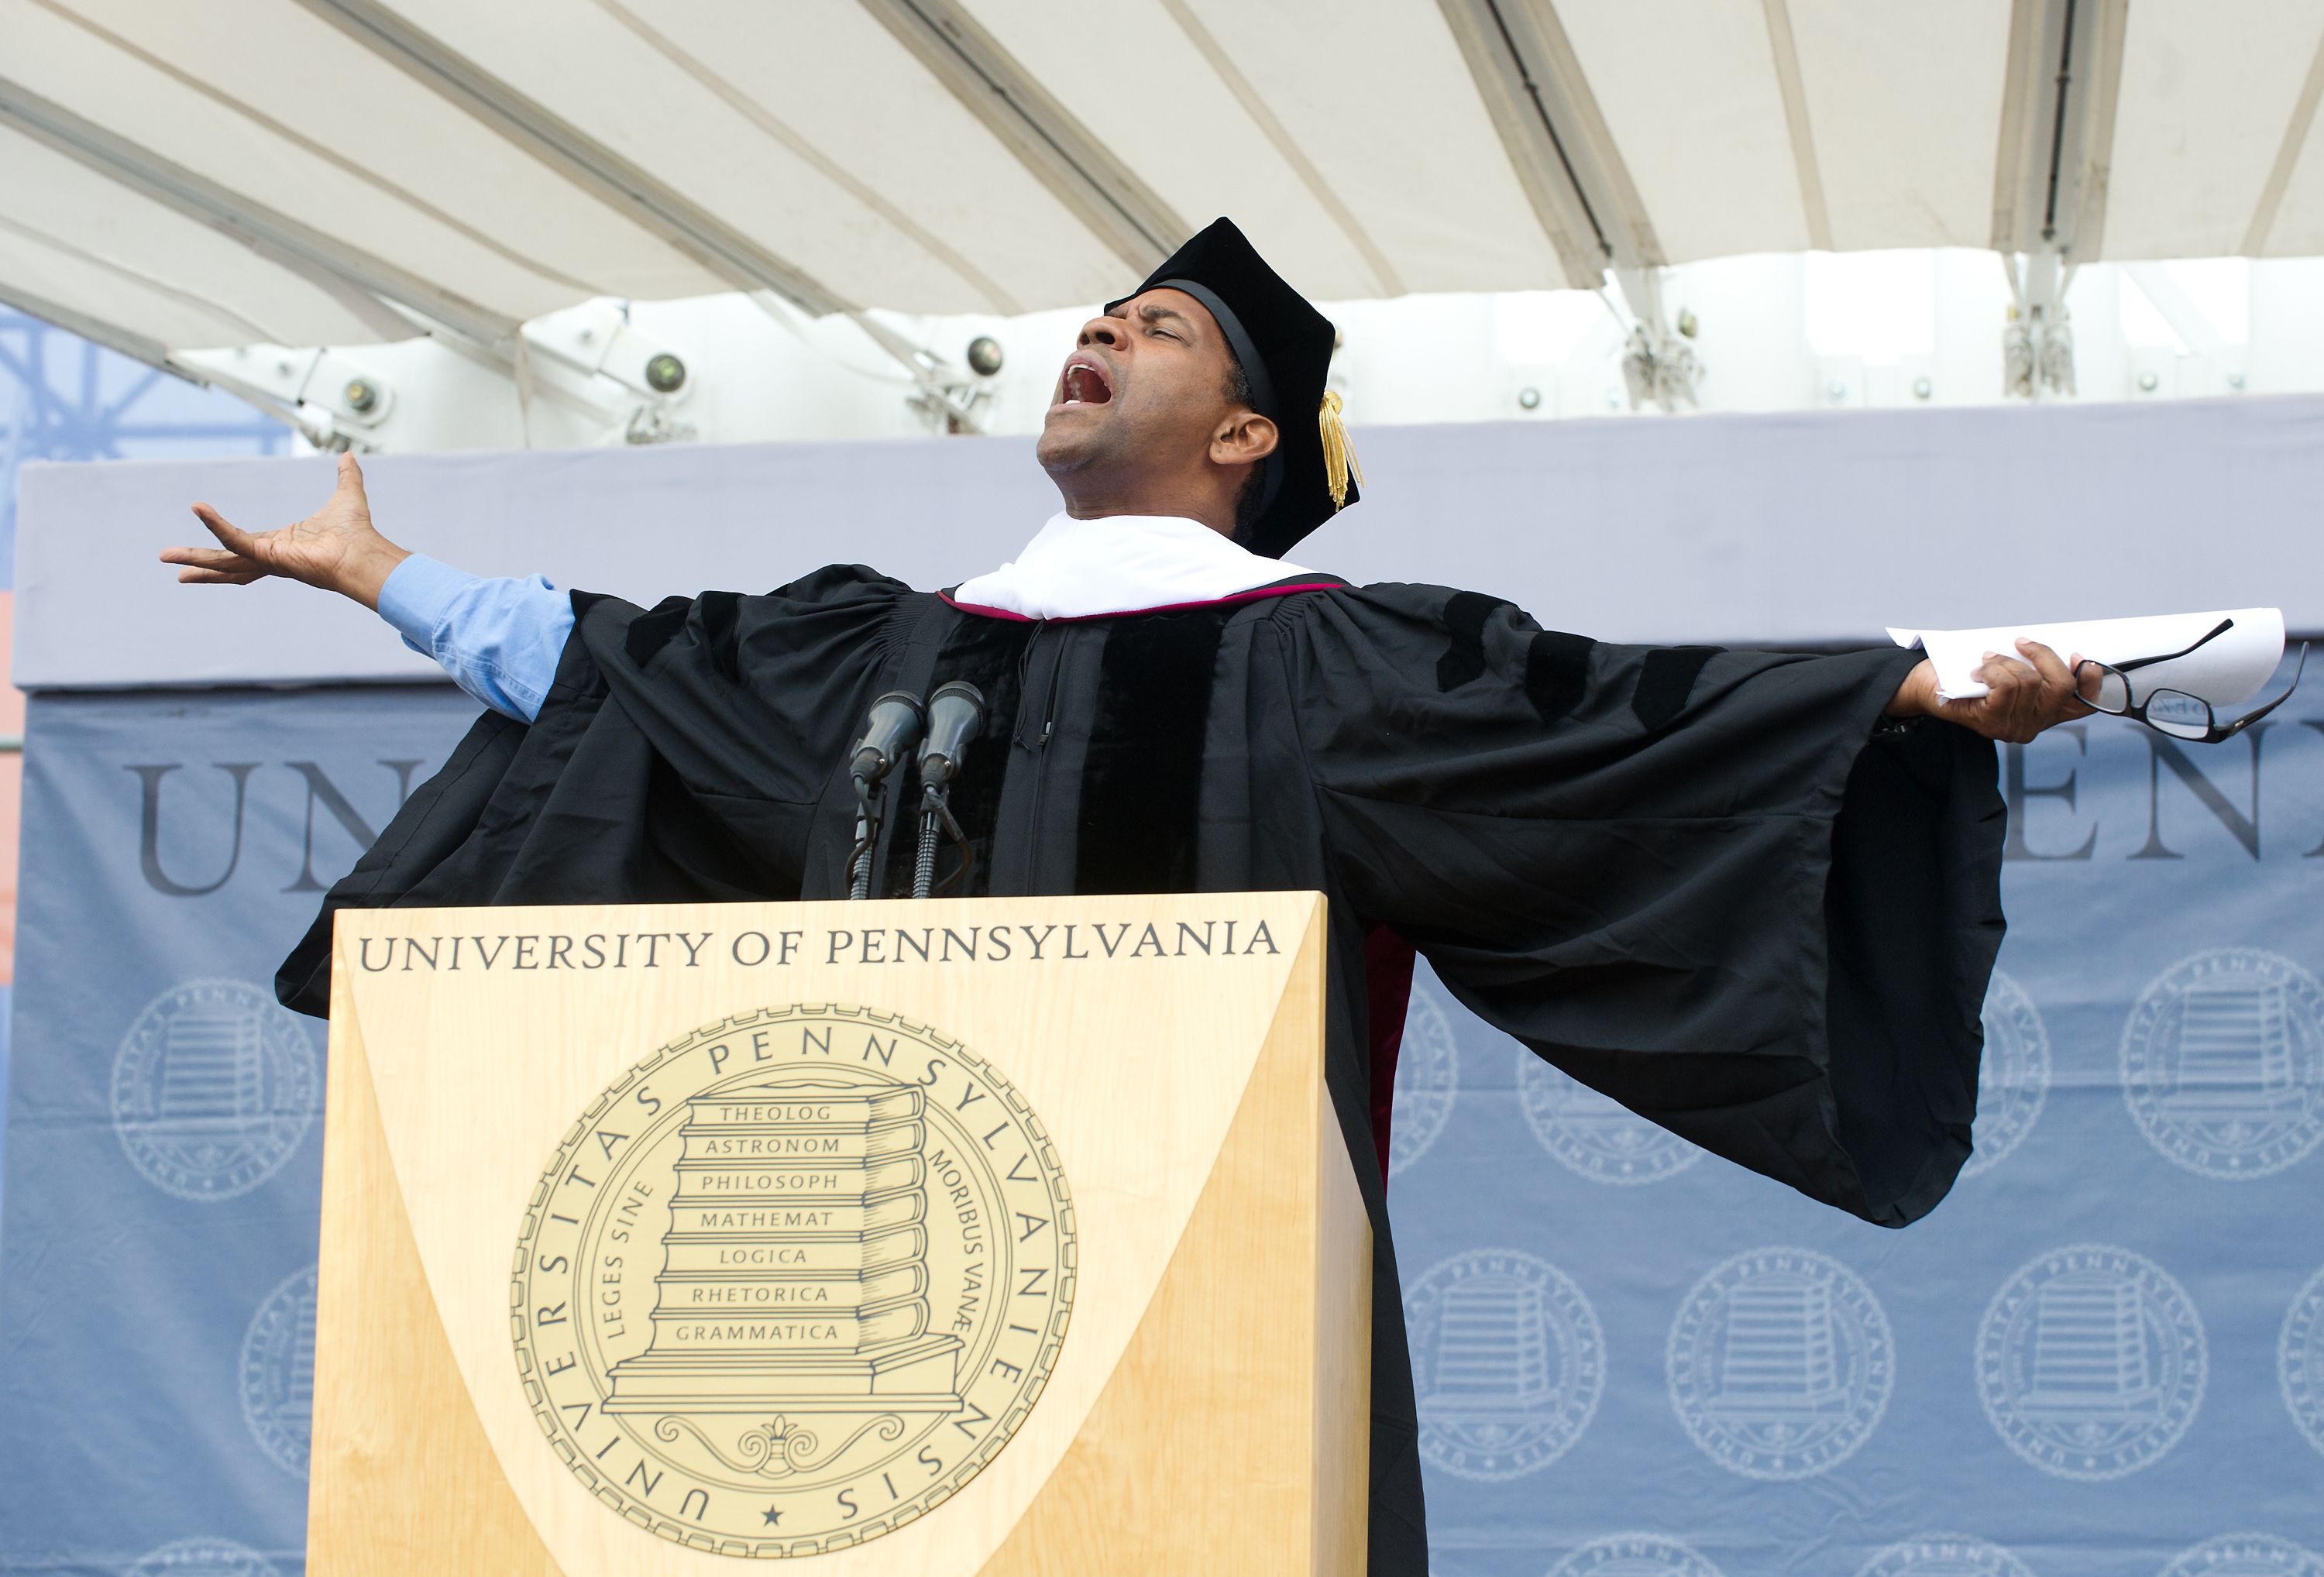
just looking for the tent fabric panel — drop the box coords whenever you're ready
[385,0,1129,314]
[53,0,728,304]
[1174,0,1572,294]
[2104,0,2324,259]
[617,0,1132,316]
[1789,0,2013,252]
[957,0,1395,303]
[17,0,2324,367]
[0,123,397,349]
[7,0,593,325]
[0,227,273,353]
[2251,46,2324,257]
[1556,0,1813,263]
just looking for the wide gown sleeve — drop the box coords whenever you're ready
[1289,584,2006,1228]
[276,565,917,1014]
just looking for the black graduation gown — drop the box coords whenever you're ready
[281,567,2007,1574]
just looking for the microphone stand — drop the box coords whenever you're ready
[912,681,986,900]
[845,692,926,900]
[912,797,972,900]
[848,782,879,901]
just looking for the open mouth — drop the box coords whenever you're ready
[1058,356,1113,406]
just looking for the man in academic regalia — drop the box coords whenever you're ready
[165,218,2091,1572]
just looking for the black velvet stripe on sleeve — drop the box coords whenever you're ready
[1632,644,1723,730]
[1434,591,1508,692]
[1073,609,1231,894]
[692,590,747,683]
[624,595,695,669]
[1525,630,1595,723]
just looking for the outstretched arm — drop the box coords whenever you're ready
[162,453,569,722]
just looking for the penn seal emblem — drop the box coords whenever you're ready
[2157,1534,2324,1577]
[512,1005,1076,1557]
[2279,1263,2324,1458]
[1855,1531,2037,1577]
[2120,949,2324,1180]
[1549,1532,1726,1576]
[122,1537,283,1577]
[110,979,318,1202]
[1388,978,1458,1176]
[1975,1243,2205,1480]
[1666,1246,1893,1479]
[1517,1048,1703,1185]
[1404,1248,1604,1480]
[1963,971,2051,1179]
[238,1264,318,1479]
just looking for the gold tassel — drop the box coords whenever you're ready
[1318,388,1363,510]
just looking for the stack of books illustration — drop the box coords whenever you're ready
[2161,980,2305,1118]
[2021,1274,2158,1420]
[1426,1275,1554,1414]
[1708,1278,1844,1421]
[606,1078,962,1417]
[155,1005,269,1139]
[278,1283,318,1432]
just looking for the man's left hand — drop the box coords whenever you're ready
[1888,638,2095,744]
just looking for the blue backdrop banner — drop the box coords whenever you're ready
[2,664,2319,1577]
[0,685,474,1577]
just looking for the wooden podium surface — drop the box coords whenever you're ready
[311,892,1368,1574]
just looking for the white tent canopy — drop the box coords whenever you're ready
[5,0,2323,407]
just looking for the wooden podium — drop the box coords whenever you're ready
[308,892,1369,1575]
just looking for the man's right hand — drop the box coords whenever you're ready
[162,452,410,610]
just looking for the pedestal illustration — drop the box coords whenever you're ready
[606,1081,961,1426]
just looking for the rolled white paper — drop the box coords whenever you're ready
[1887,608,2286,705]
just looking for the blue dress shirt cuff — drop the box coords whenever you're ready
[376,553,572,723]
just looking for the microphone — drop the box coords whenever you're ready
[847,692,925,900]
[913,681,986,899]
[850,692,926,790]
[916,681,986,792]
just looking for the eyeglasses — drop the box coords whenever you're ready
[2074,619,2309,743]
